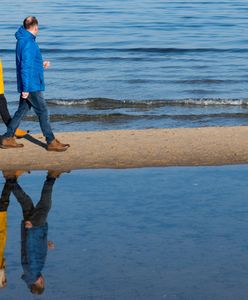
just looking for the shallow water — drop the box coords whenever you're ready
[0,166,248,299]
[1,1,248,131]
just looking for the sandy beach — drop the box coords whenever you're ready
[0,126,247,170]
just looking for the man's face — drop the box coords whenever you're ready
[33,25,39,36]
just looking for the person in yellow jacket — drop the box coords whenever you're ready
[0,171,11,289]
[0,170,29,288]
[0,59,28,137]
[0,211,7,289]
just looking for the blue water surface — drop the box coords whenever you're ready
[0,166,248,299]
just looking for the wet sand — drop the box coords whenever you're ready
[0,126,248,170]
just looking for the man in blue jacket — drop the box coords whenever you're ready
[0,16,70,151]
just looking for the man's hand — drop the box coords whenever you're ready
[24,221,33,229]
[43,60,51,69]
[22,92,29,99]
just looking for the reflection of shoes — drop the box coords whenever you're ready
[15,170,30,177]
[0,137,24,149]
[47,170,70,178]
[2,170,30,180]
[15,128,29,138]
[2,170,16,180]
[47,139,70,152]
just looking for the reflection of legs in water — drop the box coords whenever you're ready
[0,178,14,289]
[12,175,56,226]
[0,180,13,212]
[28,176,56,227]
[11,183,34,221]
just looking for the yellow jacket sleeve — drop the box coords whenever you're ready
[0,212,7,268]
[0,59,5,94]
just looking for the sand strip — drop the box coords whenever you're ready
[0,127,248,170]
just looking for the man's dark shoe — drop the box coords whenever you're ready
[0,137,24,149]
[47,139,70,152]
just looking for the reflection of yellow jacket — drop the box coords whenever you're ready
[0,212,7,268]
[0,59,4,94]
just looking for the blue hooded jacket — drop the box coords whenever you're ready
[15,26,45,93]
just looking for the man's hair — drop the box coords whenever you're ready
[23,16,38,30]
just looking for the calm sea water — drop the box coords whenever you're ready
[1,0,248,132]
[1,166,248,300]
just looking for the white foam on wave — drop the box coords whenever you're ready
[46,98,248,107]
[47,99,92,106]
[182,98,248,106]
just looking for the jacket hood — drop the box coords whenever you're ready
[15,26,36,40]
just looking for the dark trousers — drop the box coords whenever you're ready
[0,180,12,211]
[0,94,11,126]
[12,176,56,226]
[4,92,55,144]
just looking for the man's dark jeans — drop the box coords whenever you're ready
[4,92,55,144]
[12,176,55,226]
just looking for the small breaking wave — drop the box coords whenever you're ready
[47,97,248,109]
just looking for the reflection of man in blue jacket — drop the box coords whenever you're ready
[0,16,70,152]
[11,171,59,295]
